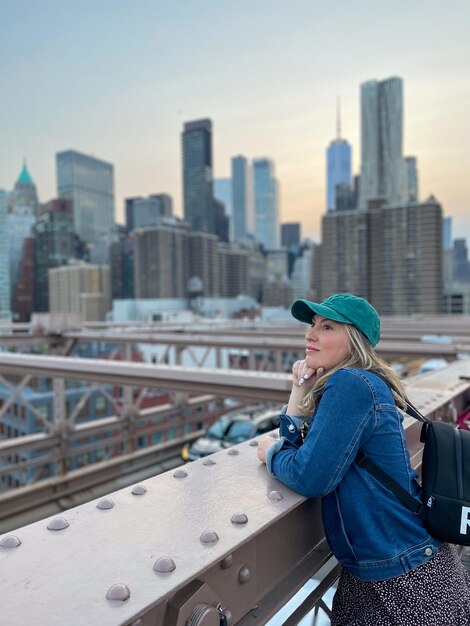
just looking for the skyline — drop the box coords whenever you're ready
[1,1,470,243]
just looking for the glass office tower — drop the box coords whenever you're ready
[0,190,12,324]
[253,158,279,250]
[326,139,352,211]
[56,150,114,263]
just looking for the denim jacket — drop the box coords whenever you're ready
[266,367,441,581]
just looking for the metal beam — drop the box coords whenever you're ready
[0,362,469,625]
[0,353,293,401]
[62,330,467,357]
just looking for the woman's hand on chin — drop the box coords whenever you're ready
[292,360,324,389]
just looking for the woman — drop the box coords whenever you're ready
[258,293,470,625]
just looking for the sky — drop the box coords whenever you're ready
[1,0,469,243]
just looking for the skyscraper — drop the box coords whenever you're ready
[132,220,190,298]
[453,239,470,282]
[281,222,301,248]
[359,77,405,208]
[49,262,111,321]
[56,150,114,263]
[231,156,253,241]
[33,198,76,312]
[213,199,230,243]
[0,190,12,324]
[110,230,134,300]
[405,156,419,202]
[214,179,232,217]
[125,194,173,232]
[318,197,443,314]
[182,119,214,234]
[326,100,352,211]
[8,161,39,217]
[253,158,279,249]
[7,206,35,302]
[189,231,220,296]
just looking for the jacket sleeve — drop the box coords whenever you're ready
[265,404,307,469]
[266,369,377,498]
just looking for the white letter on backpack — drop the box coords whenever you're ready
[460,507,470,535]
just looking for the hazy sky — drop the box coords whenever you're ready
[1,0,469,242]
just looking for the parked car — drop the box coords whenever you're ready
[181,404,281,461]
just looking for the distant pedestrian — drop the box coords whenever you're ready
[258,293,470,625]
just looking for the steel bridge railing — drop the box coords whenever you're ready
[0,360,469,625]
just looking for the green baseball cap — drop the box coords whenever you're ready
[291,293,381,347]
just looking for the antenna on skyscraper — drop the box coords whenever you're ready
[336,96,342,140]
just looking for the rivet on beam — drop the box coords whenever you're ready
[97,498,114,510]
[238,566,251,584]
[47,517,69,531]
[200,530,219,545]
[106,583,130,602]
[0,535,21,549]
[131,485,147,496]
[220,554,233,569]
[231,513,248,525]
[153,556,176,574]
[202,458,216,466]
[173,468,188,478]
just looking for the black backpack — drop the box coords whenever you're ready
[356,376,470,546]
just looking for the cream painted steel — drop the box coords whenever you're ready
[0,434,197,528]
[0,353,293,401]
[0,393,223,522]
[64,329,465,353]
[0,363,469,625]
[0,438,326,626]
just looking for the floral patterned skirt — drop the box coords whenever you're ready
[331,543,470,625]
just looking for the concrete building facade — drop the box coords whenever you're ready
[217,244,249,298]
[49,262,111,321]
[132,221,190,299]
[189,231,220,297]
[318,197,443,315]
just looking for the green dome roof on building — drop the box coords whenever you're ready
[16,161,35,187]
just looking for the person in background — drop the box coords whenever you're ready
[258,293,470,625]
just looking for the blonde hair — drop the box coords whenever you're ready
[298,323,409,416]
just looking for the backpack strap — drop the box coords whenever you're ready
[354,370,428,518]
[369,370,431,424]
[355,451,424,517]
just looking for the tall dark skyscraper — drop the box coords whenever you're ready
[359,77,405,208]
[281,222,301,248]
[33,198,77,312]
[182,119,214,234]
